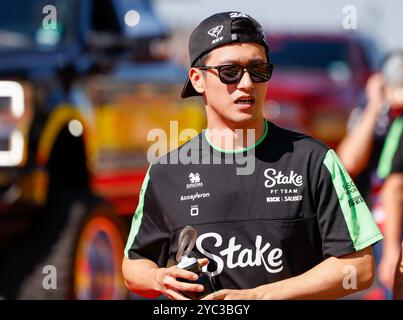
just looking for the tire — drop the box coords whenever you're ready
[0,189,128,300]
[73,203,128,300]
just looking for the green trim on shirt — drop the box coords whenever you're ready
[124,165,152,258]
[323,150,383,251]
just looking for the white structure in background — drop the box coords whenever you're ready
[153,0,403,54]
[0,81,24,167]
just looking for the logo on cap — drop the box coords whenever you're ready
[229,12,248,18]
[208,25,224,39]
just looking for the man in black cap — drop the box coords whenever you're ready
[122,12,382,300]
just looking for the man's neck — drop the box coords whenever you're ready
[206,116,266,152]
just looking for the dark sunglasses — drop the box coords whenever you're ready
[196,63,274,84]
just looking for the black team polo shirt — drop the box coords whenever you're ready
[125,120,383,290]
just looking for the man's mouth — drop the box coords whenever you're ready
[235,97,255,105]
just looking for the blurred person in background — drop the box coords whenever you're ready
[122,12,382,300]
[337,51,403,299]
[378,63,402,297]
[380,137,402,299]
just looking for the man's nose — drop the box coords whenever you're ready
[237,70,255,90]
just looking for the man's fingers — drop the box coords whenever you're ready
[163,267,204,292]
[198,258,209,267]
[166,266,199,281]
[160,262,211,297]
[166,288,190,300]
[200,293,215,300]
[163,276,204,292]
[201,290,226,300]
[379,255,399,290]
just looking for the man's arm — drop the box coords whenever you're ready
[122,256,208,299]
[203,246,375,300]
[204,150,381,300]
[337,73,386,178]
[393,243,403,299]
[379,173,403,289]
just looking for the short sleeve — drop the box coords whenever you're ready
[124,165,170,267]
[378,116,403,178]
[316,149,383,258]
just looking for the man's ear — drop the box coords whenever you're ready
[189,68,205,94]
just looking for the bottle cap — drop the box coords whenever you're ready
[177,256,197,269]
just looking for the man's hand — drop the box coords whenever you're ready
[156,258,209,300]
[202,288,260,300]
[379,248,400,290]
[337,73,387,177]
[380,174,403,291]
[205,247,375,300]
[365,73,386,112]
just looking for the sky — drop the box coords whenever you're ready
[152,0,403,55]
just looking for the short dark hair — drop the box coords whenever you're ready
[193,52,211,67]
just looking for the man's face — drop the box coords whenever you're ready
[192,43,268,126]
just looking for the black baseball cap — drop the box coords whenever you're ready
[181,12,270,98]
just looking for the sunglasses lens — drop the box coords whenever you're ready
[211,63,273,84]
[218,65,243,84]
[249,64,271,82]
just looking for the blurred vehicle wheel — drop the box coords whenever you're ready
[73,203,128,300]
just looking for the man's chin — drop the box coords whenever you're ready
[225,112,262,128]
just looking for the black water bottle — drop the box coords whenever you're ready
[177,255,215,300]
[176,226,215,300]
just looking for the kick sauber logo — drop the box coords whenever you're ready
[264,168,304,203]
[186,172,203,189]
